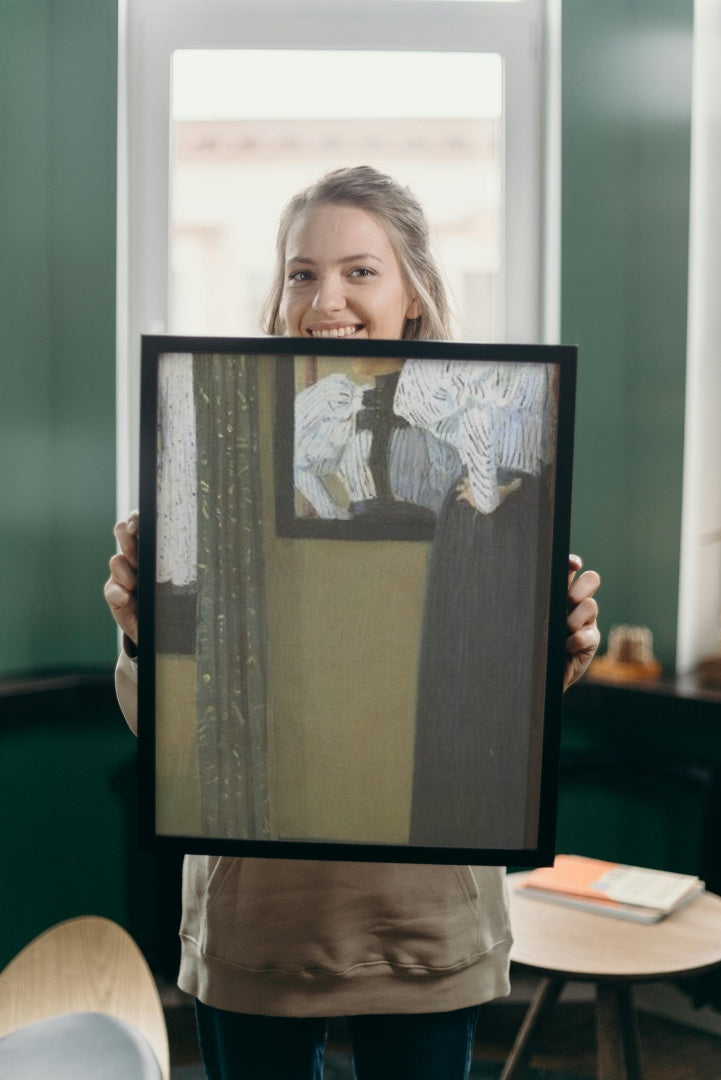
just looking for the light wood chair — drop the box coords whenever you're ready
[0,915,170,1079]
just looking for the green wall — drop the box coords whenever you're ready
[0,0,693,676]
[0,0,142,972]
[0,0,118,675]
[562,0,693,669]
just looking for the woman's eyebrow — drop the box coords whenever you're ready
[286,253,384,266]
[339,253,384,265]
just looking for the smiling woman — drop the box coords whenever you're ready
[281,205,421,340]
[263,166,453,342]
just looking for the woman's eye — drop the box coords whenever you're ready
[288,270,313,283]
[349,267,375,279]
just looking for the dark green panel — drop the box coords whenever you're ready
[1,723,132,964]
[558,683,721,888]
[556,771,707,877]
[0,683,183,976]
[562,0,693,668]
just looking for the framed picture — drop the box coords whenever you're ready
[138,335,576,865]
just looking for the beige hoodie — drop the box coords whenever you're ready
[116,650,512,1016]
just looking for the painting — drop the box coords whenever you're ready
[137,335,576,865]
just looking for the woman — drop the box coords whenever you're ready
[105,166,600,1080]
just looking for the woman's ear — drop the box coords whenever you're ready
[406,296,423,320]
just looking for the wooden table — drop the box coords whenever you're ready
[503,873,721,1080]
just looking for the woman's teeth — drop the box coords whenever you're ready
[310,325,360,338]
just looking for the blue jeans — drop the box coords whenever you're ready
[195,1000,481,1080]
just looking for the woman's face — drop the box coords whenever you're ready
[280,203,421,341]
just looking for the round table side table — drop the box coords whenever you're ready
[502,872,721,1080]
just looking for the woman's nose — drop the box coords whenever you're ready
[312,274,345,314]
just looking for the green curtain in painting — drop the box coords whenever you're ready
[193,354,269,839]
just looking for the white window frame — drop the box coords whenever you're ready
[676,0,721,674]
[117,0,559,512]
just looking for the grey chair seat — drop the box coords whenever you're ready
[0,1011,162,1079]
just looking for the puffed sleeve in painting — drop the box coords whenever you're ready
[394,360,551,515]
[294,373,359,519]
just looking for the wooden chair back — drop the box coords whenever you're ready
[0,915,169,1080]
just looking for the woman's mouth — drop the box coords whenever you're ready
[307,324,364,339]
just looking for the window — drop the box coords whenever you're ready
[169,49,503,339]
[118,0,557,509]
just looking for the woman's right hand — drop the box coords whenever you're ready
[104,510,139,646]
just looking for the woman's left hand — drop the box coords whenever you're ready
[564,555,601,691]
[455,476,521,511]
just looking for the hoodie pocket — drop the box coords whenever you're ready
[181,856,509,976]
[454,864,480,905]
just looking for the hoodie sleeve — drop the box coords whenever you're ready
[115,645,139,736]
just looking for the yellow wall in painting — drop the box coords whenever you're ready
[155,654,202,836]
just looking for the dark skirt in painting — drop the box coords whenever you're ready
[410,468,553,850]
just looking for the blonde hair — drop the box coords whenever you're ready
[262,165,454,341]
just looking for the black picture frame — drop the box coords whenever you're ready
[138,335,576,866]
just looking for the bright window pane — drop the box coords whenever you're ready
[340,1,521,3]
[170,49,503,340]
